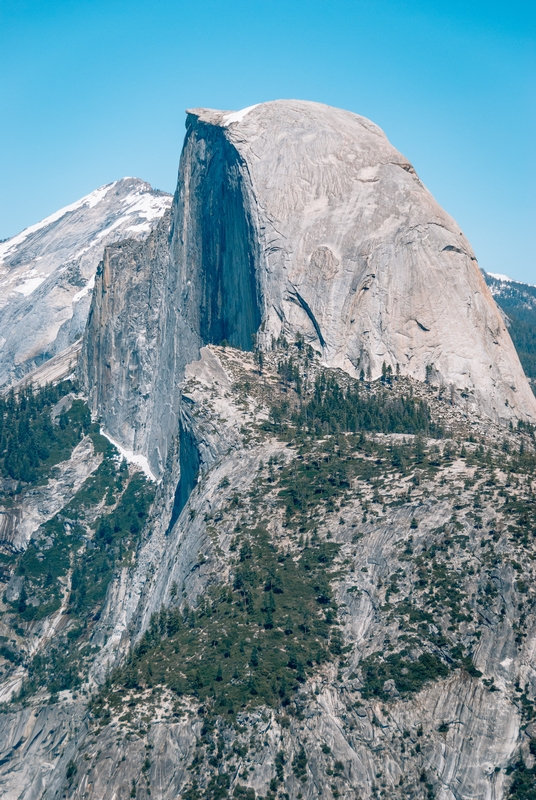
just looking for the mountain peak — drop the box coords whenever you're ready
[82,101,536,484]
[0,178,172,387]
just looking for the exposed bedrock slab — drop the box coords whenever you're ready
[0,178,171,388]
[189,101,535,424]
[81,101,536,476]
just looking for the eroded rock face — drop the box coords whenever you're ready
[187,101,535,424]
[0,178,171,388]
[18,346,534,800]
[82,102,536,480]
[79,211,176,477]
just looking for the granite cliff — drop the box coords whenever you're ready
[1,102,536,800]
[82,101,536,481]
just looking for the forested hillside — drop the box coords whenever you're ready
[484,272,536,387]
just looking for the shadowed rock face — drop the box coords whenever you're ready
[82,101,536,477]
[179,116,261,351]
[189,100,535,425]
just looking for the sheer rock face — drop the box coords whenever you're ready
[82,102,536,478]
[0,178,171,388]
[79,210,181,477]
[186,101,535,424]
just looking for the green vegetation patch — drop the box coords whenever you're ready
[93,527,341,717]
[486,273,536,383]
[360,651,449,700]
[507,740,536,800]
[17,467,155,696]
[275,430,443,527]
[0,381,90,487]
[266,367,444,440]
[69,471,154,617]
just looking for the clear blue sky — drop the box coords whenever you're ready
[1,0,534,282]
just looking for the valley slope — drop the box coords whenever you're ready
[483,271,536,394]
[0,102,535,800]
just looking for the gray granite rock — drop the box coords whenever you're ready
[185,101,536,425]
[82,102,536,480]
[0,178,171,387]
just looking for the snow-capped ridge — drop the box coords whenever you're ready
[486,271,535,289]
[0,182,116,262]
[0,178,172,388]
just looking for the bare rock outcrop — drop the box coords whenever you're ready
[185,101,535,424]
[82,102,536,479]
[0,178,171,388]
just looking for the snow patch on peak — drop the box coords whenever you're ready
[222,104,260,126]
[0,182,116,262]
[121,191,172,222]
[72,275,95,303]
[84,184,113,209]
[486,272,535,289]
[13,276,47,296]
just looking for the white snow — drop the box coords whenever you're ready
[500,657,513,669]
[222,104,260,126]
[125,222,152,234]
[72,275,95,303]
[487,272,535,289]
[121,191,171,221]
[0,182,171,268]
[96,192,171,239]
[100,429,156,482]
[84,184,112,209]
[13,276,46,296]
[0,182,116,262]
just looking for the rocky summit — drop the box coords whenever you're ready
[81,101,536,480]
[0,101,536,800]
[0,178,172,389]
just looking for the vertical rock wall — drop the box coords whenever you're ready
[81,116,263,477]
[176,115,262,351]
[80,210,179,477]
[81,100,536,480]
